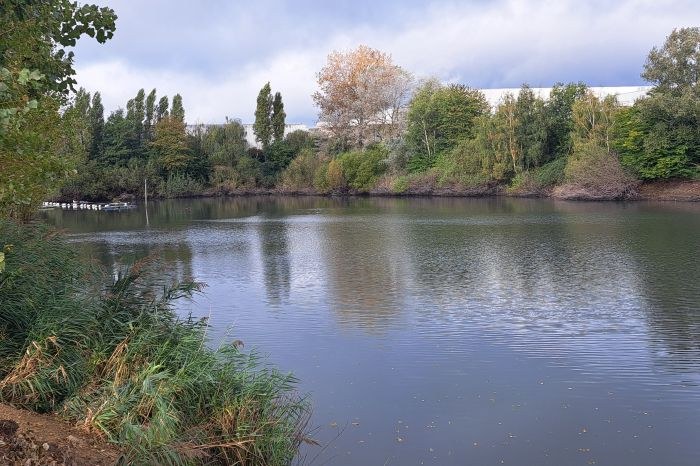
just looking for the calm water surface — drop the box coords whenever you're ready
[43,197,700,465]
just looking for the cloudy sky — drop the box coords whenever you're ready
[72,0,699,125]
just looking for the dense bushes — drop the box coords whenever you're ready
[554,142,637,199]
[0,221,310,465]
[336,145,388,191]
[279,149,327,192]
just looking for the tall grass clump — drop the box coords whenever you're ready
[0,221,311,465]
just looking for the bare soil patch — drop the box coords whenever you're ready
[0,403,121,466]
[636,180,700,201]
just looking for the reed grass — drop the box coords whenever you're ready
[0,221,311,465]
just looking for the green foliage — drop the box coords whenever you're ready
[1,97,76,220]
[280,149,326,191]
[0,221,310,465]
[100,109,133,165]
[284,129,313,151]
[271,91,286,143]
[608,29,700,181]
[613,94,699,180]
[406,80,489,168]
[515,85,547,170]
[143,88,156,141]
[61,87,92,162]
[150,117,191,177]
[234,155,263,188]
[391,175,410,193]
[157,173,204,198]
[533,157,568,187]
[432,138,483,183]
[198,119,248,166]
[261,141,295,186]
[60,158,156,201]
[541,82,588,163]
[560,141,637,198]
[0,0,117,220]
[0,0,116,94]
[571,92,620,151]
[509,156,593,194]
[88,91,104,159]
[336,145,388,191]
[171,93,185,123]
[642,27,700,95]
[0,67,43,133]
[254,82,273,149]
[156,96,169,123]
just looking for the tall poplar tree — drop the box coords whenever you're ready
[144,88,157,141]
[254,82,273,149]
[89,92,105,160]
[271,91,286,143]
[156,96,169,122]
[171,93,185,123]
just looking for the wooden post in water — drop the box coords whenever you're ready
[144,178,149,227]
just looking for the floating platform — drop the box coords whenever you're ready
[42,201,136,211]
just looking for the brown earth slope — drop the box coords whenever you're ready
[636,180,700,201]
[0,403,121,466]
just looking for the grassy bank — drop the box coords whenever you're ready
[0,221,310,465]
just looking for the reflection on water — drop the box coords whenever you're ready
[43,197,700,465]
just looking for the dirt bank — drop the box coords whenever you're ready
[0,403,121,466]
[635,180,700,201]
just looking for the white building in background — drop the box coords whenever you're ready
[189,87,651,141]
[186,123,309,149]
[479,86,652,107]
[240,123,308,148]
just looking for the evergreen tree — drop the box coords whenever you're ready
[89,92,105,160]
[272,91,286,143]
[253,82,273,149]
[171,94,185,123]
[156,96,169,123]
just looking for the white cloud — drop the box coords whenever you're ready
[74,0,700,123]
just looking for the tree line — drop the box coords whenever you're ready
[3,8,699,219]
[59,27,699,204]
[58,81,316,201]
[295,28,699,198]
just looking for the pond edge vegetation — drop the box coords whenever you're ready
[1,2,311,464]
[0,222,312,465]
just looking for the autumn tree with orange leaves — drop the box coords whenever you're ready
[313,45,413,149]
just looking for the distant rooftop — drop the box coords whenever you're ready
[479,86,653,107]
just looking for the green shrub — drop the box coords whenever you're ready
[433,139,489,187]
[234,155,263,188]
[336,145,388,191]
[509,157,567,193]
[280,149,326,191]
[391,175,409,193]
[157,173,204,198]
[557,142,637,198]
[534,157,567,186]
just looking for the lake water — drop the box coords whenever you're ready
[43,197,700,465]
